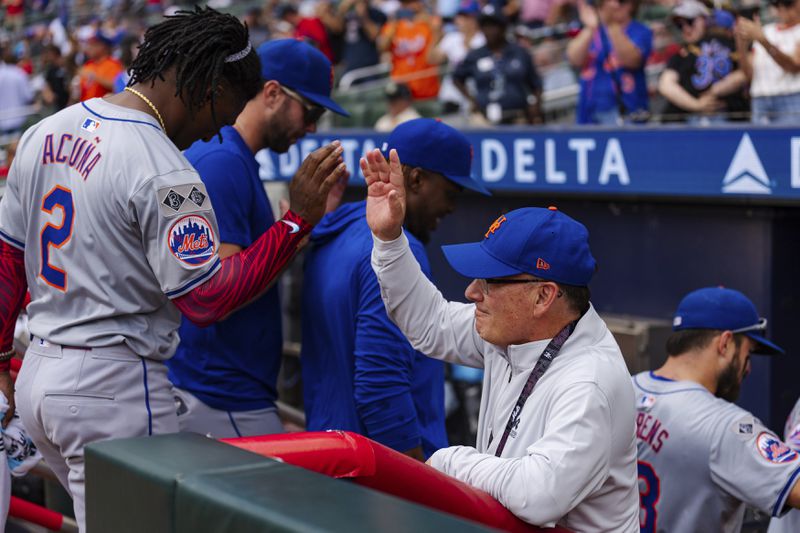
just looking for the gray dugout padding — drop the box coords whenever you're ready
[85,433,496,533]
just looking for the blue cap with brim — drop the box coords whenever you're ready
[257,39,349,117]
[89,30,115,48]
[442,206,596,286]
[458,0,481,15]
[672,287,784,356]
[382,118,490,195]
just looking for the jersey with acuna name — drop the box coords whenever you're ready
[632,371,800,533]
[0,98,221,359]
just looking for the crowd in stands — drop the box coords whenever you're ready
[2,0,800,144]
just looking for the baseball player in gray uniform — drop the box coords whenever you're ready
[0,8,346,531]
[769,396,800,533]
[632,287,800,532]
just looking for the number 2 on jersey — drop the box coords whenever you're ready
[638,460,660,533]
[39,186,75,291]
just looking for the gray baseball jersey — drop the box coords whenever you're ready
[632,371,800,533]
[768,396,800,533]
[0,98,221,359]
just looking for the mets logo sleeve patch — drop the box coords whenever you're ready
[756,432,799,464]
[168,215,217,266]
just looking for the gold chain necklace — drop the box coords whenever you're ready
[124,87,166,133]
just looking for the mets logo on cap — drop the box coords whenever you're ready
[168,215,216,266]
[756,432,799,463]
[484,215,507,238]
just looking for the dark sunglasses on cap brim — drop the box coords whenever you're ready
[281,86,326,126]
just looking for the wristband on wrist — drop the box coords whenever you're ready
[283,210,314,234]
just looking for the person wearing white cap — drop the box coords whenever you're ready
[633,287,799,532]
[658,0,748,124]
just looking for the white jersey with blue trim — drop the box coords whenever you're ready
[0,98,221,360]
[632,371,800,533]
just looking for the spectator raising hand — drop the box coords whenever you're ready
[566,0,653,124]
[378,0,441,100]
[736,1,800,124]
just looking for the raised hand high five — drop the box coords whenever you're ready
[361,148,405,241]
[289,141,349,226]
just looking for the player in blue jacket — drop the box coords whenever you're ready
[167,40,349,438]
[301,119,489,459]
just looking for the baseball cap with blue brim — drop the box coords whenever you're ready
[458,0,481,16]
[441,206,596,286]
[257,39,349,116]
[382,118,490,195]
[89,30,116,48]
[672,287,784,355]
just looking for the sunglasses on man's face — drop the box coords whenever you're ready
[674,17,697,30]
[281,86,326,126]
[769,0,795,7]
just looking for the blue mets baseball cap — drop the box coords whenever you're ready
[458,0,481,15]
[672,287,784,355]
[257,39,349,116]
[382,118,490,195]
[441,206,596,286]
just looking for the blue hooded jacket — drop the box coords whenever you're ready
[301,201,447,458]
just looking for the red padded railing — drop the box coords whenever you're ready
[9,496,78,532]
[223,430,570,533]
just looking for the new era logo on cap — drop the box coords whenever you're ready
[536,258,550,270]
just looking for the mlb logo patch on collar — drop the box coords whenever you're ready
[637,394,656,411]
[756,432,799,464]
[81,118,101,132]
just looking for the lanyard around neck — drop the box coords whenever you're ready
[493,319,578,457]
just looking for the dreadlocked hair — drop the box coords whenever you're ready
[128,6,262,130]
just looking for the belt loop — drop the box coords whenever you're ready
[31,336,66,357]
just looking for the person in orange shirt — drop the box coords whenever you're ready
[378,0,441,100]
[79,31,123,101]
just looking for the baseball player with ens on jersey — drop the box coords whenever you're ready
[633,287,800,533]
[0,8,346,532]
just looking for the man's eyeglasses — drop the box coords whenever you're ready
[477,278,562,296]
[730,318,768,335]
[769,0,795,7]
[281,86,326,126]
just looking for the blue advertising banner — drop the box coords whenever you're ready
[254,127,800,202]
